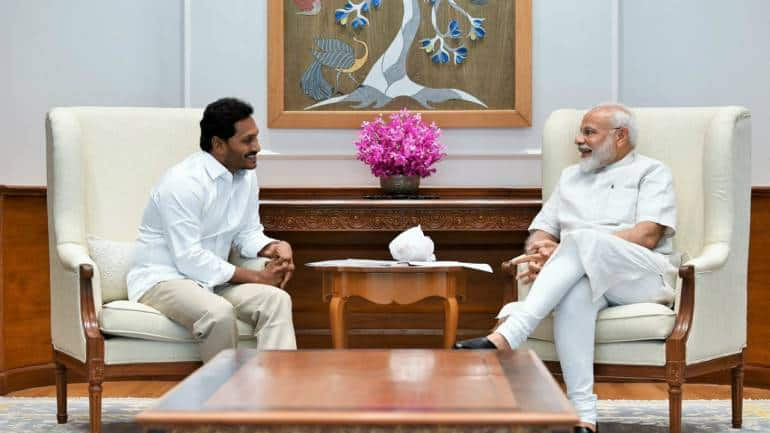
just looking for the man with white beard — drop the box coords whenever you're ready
[454,103,678,433]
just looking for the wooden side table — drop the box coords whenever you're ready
[314,265,467,349]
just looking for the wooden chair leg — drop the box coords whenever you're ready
[732,362,744,428]
[88,358,104,433]
[55,362,68,424]
[668,380,683,433]
[89,379,103,433]
[666,361,685,433]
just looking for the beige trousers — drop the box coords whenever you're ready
[140,279,296,362]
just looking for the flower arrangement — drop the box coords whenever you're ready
[355,109,446,178]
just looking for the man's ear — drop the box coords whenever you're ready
[616,127,630,148]
[211,136,224,154]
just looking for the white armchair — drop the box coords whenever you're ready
[46,107,267,433]
[509,106,751,433]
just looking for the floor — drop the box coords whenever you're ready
[8,381,770,400]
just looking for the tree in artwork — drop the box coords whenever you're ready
[299,0,489,110]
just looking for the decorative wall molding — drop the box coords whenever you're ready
[261,206,536,232]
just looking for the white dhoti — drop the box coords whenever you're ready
[495,229,677,425]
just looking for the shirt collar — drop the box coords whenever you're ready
[600,150,636,172]
[201,151,232,181]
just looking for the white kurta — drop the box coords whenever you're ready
[126,151,275,302]
[493,151,679,424]
[529,151,678,301]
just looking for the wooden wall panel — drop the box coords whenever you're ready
[0,187,53,394]
[1,185,769,393]
[746,188,770,385]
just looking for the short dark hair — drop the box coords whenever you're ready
[199,97,254,152]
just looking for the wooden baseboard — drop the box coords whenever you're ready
[746,365,770,389]
[0,363,55,394]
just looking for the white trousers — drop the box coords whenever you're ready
[495,229,675,424]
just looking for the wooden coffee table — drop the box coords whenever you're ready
[137,349,577,433]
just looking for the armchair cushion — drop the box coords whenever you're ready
[99,300,255,343]
[87,236,135,303]
[530,303,676,343]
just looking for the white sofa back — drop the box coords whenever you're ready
[542,106,751,264]
[47,107,204,304]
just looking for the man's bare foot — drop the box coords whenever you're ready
[487,333,512,350]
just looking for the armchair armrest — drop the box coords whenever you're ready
[50,242,104,362]
[501,259,533,301]
[56,241,104,309]
[57,242,96,272]
[78,264,106,372]
[666,265,695,364]
[684,242,729,273]
[680,243,746,364]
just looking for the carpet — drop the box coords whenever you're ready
[1,397,769,432]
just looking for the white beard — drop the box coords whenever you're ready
[579,136,617,173]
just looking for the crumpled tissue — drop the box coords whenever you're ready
[389,225,436,262]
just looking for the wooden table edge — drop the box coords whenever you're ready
[308,265,468,273]
[136,410,579,426]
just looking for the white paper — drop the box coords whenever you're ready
[408,261,493,273]
[306,258,492,273]
[305,259,400,267]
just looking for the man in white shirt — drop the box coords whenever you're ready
[454,103,677,433]
[127,97,296,362]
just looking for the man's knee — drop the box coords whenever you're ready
[237,284,293,320]
[208,299,237,320]
[267,287,292,313]
[192,298,236,340]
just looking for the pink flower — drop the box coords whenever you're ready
[355,108,446,178]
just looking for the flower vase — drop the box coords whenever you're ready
[380,175,420,196]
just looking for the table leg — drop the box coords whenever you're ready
[329,296,348,349]
[443,296,459,349]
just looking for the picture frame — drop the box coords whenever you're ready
[268,0,531,128]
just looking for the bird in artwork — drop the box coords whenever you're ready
[292,0,322,16]
[300,36,369,101]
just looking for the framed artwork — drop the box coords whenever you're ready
[268,0,531,128]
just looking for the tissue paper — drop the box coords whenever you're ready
[389,225,436,262]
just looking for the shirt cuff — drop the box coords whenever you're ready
[239,236,277,259]
[637,216,677,237]
[212,261,237,286]
[528,223,560,239]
